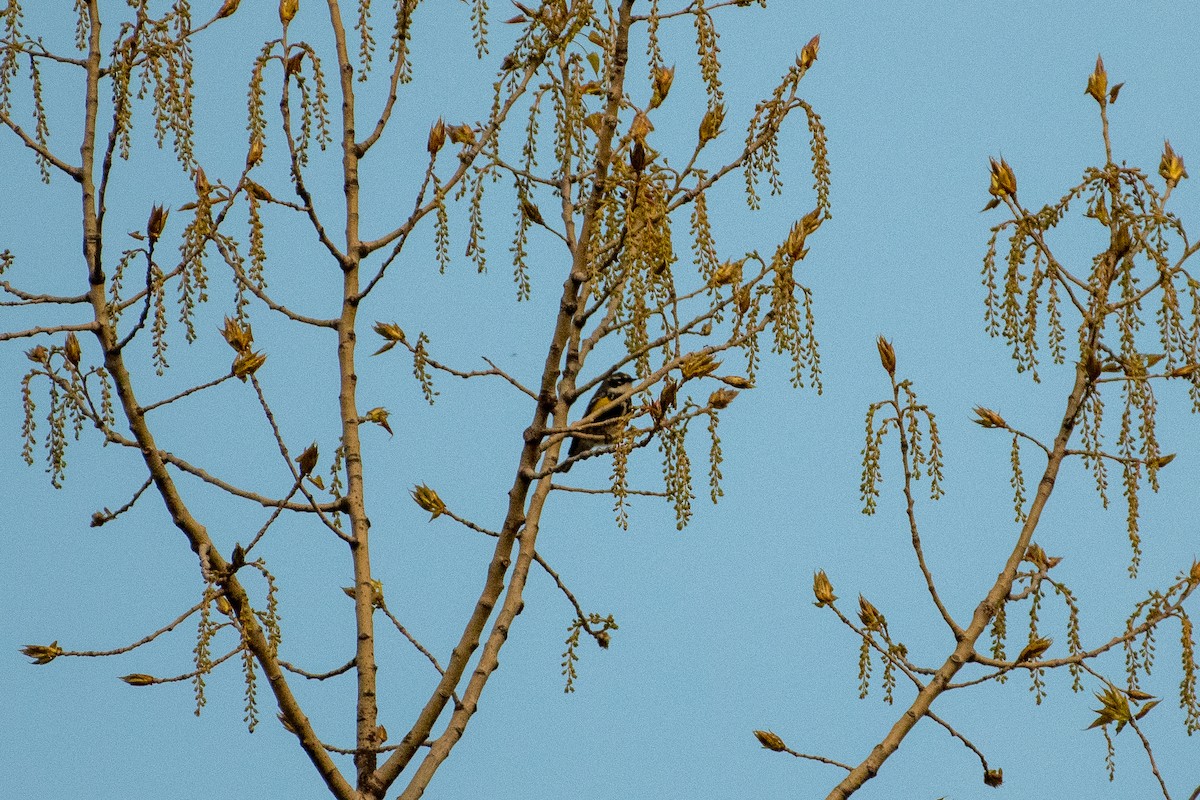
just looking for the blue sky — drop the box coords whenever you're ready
[3,2,1200,799]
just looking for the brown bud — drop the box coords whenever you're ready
[718,375,754,389]
[630,141,646,173]
[64,332,81,368]
[1190,560,1200,584]
[119,673,157,686]
[216,0,241,19]
[286,52,304,76]
[1160,140,1188,188]
[26,345,49,364]
[147,204,169,243]
[1085,55,1108,105]
[296,442,318,477]
[708,388,738,409]
[1168,363,1199,379]
[753,729,787,752]
[278,713,298,734]
[279,0,299,26]
[410,483,446,519]
[798,34,820,71]
[876,336,895,377]
[858,595,885,631]
[812,570,837,606]
[972,406,1007,429]
[983,768,1004,788]
[428,118,446,155]
[698,104,725,146]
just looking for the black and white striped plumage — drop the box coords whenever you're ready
[561,372,634,471]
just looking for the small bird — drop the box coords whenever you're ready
[561,372,634,471]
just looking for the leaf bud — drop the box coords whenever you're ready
[681,352,720,380]
[876,336,895,377]
[858,595,885,631]
[708,388,738,409]
[119,673,157,686]
[411,483,446,519]
[798,34,820,71]
[232,350,267,380]
[279,0,299,26]
[220,316,254,354]
[698,104,725,146]
[649,65,675,109]
[753,729,787,752]
[812,570,837,606]
[972,406,1007,429]
[20,641,62,665]
[64,332,81,368]
[987,157,1017,200]
[1159,140,1188,188]
[428,118,446,155]
[147,204,169,243]
[1085,55,1108,105]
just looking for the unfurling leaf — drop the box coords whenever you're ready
[708,388,738,409]
[364,407,393,435]
[1160,140,1188,188]
[987,157,1017,201]
[972,406,1007,429]
[372,321,406,355]
[232,350,267,380]
[20,641,62,665]
[220,316,254,354]
[410,483,446,519]
[681,353,720,380]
